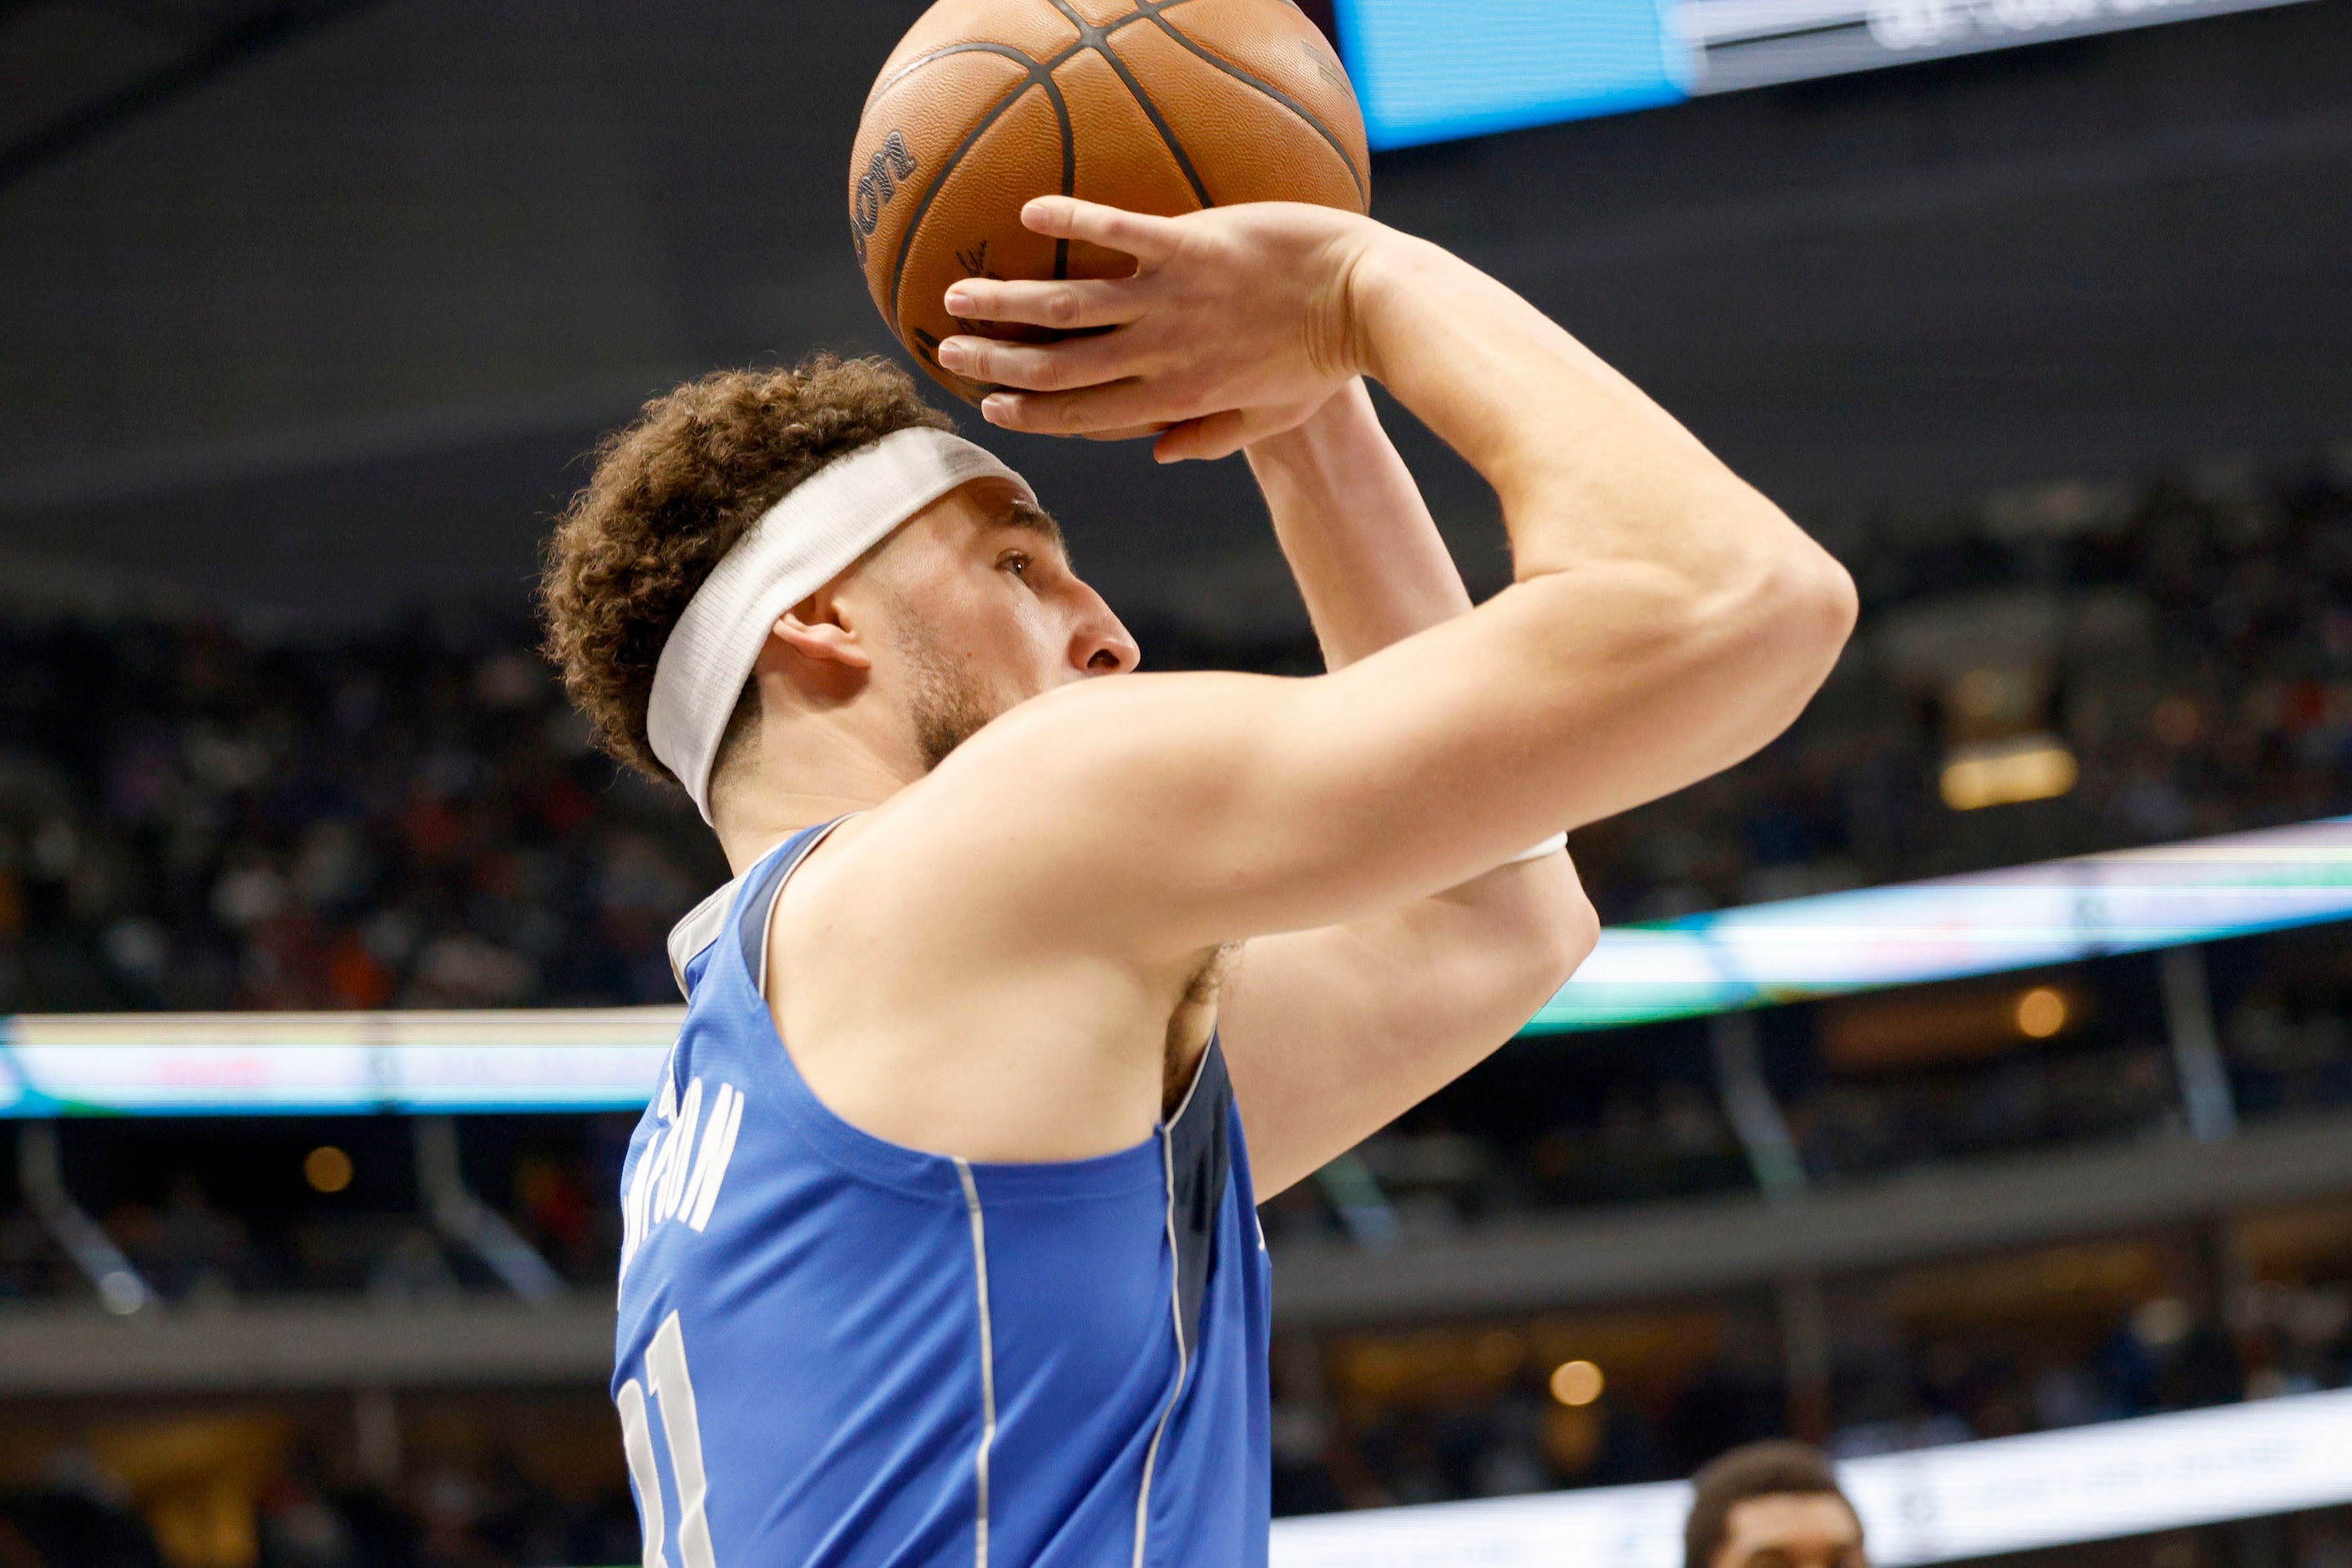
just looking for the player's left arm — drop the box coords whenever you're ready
[1216,379,1600,1197]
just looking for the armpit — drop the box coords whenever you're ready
[1162,943,1238,1116]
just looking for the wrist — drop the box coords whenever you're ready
[1335,227,1427,387]
[1304,216,1396,382]
[1240,378,1371,469]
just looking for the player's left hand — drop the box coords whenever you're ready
[933,196,1379,463]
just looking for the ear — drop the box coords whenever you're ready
[768,587,873,671]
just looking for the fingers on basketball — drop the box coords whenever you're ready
[1019,197,1183,265]
[852,0,1369,405]
[944,276,1142,333]
[942,330,1134,394]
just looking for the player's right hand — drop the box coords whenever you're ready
[934,197,1386,463]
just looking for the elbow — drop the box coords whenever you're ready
[1555,887,1602,990]
[1734,525,1858,692]
[1802,549,1861,662]
[1520,877,1601,1007]
[1777,522,1859,661]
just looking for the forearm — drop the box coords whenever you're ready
[1244,379,1471,669]
[936,200,1854,923]
[1345,231,1809,590]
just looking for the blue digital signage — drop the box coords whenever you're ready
[1334,0,1689,150]
[1333,0,2317,150]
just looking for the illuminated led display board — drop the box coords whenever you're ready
[0,817,2346,1116]
[1269,1383,2352,1565]
[1334,0,2315,149]
[1529,814,2352,1034]
[0,1009,680,1119]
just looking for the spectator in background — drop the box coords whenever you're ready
[1685,1441,1867,1568]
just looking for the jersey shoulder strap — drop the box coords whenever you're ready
[665,875,743,999]
[663,814,857,1001]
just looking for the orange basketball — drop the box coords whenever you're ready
[850,0,1371,404]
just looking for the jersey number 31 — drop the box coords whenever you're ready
[617,1310,716,1568]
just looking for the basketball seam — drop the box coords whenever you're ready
[1044,0,1214,210]
[872,45,1075,323]
[866,0,1227,358]
[1134,3,1368,210]
[881,53,1071,336]
[868,34,1065,108]
[1100,0,1201,35]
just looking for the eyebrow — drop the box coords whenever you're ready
[1002,498,1069,556]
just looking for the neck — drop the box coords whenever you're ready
[710,710,922,874]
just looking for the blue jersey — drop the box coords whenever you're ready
[612,822,1272,1566]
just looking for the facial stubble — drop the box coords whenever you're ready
[899,616,1004,774]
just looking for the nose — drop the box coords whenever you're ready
[1068,582,1140,676]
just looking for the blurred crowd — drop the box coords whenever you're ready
[0,618,724,1016]
[2,453,2349,1014]
[1572,453,2352,922]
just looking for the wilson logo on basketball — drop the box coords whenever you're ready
[852,130,919,265]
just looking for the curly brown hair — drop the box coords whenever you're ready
[539,356,953,790]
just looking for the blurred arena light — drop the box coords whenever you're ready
[1266,1384,2352,1565]
[2013,984,2069,1039]
[303,1143,355,1193]
[1939,734,2081,811]
[1547,1359,1606,1407]
[1,817,2348,1115]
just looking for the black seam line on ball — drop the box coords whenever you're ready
[1131,0,1367,210]
[1043,0,1214,210]
[868,6,1196,119]
[874,1,1211,313]
[867,38,1058,108]
[883,49,1073,334]
[1103,0,1202,30]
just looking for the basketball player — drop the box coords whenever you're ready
[543,197,1856,1565]
[1686,1443,1869,1568]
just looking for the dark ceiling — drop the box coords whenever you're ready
[0,0,2346,634]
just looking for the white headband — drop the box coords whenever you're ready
[647,426,1034,822]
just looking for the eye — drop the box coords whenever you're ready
[999,550,1032,579]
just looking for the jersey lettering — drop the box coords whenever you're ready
[620,1075,746,1287]
[618,1311,719,1568]
[680,1081,745,1232]
[616,1378,670,1568]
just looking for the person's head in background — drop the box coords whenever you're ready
[1686,1440,1867,1568]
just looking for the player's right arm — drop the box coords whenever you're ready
[912,198,1857,961]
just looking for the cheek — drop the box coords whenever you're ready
[978,588,1060,686]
